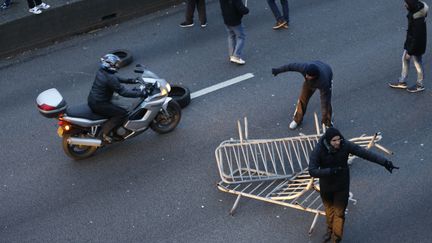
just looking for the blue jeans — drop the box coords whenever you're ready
[400,50,424,86]
[266,0,289,23]
[226,24,246,59]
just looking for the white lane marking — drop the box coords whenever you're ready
[190,73,255,99]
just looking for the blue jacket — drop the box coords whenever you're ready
[276,61,333,92]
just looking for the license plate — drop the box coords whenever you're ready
[57,126,64,137]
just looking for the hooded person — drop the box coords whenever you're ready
[389,0,428,92]
[271,61,333,130]
[309,127,399,243]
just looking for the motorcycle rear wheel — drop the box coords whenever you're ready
[62,135,98,160]
[150,100,182,134]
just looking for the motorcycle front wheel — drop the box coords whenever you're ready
[62,135,98,160]
[150,100,182,134]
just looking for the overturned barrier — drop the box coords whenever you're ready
[215,114,393,235]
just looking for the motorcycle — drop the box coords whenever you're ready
[36,64,182,160]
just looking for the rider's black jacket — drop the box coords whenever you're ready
[88,68,143,104]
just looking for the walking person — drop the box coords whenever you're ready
[389,0,428,93]
[272,61,333,130]
[266,0,289,30]
[179,0,207,28]
[27,0,50,14]
[309,127,399,243]
[219,0,249,65]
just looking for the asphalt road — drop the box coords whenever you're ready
[1,0,432,242]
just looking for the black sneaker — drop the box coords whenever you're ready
[200,21,207,28]
[179,21,194,28]
[388,81,407,89]
[407,84,425,93]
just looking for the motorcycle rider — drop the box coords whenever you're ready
[88,54,147,143]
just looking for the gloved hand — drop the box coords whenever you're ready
[145,83,155,94]
[271,68,280,76]
[331,167,344,175]
[125,78,139,83]
[384,160,399,174]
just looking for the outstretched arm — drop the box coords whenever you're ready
[118,76,137,84]
[346,141,387,165]
[108,77,145,98]
[346,141,399,173]
[272,62,308,76]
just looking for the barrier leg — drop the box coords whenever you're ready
[229,194,242,216]
[308,212,320,236]
[349,192,357,205]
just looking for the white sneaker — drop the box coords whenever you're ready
[29,7,42,14]
[37,2,50,10]
[230,56,245,65]
[289,120,298,130]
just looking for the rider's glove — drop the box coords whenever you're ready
[384,160,399,174]
[145,83,155,94]
[272,68,281,76]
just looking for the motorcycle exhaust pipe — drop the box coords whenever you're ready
[67,137,102,147]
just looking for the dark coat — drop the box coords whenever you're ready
[88,68,142,104]
[219,0,249,26]
[275,61,333,92]
[404,1,428,56]
[309,136,388,192]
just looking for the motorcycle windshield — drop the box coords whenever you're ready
[142,70,159,79]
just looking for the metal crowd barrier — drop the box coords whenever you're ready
[215,114,392,235]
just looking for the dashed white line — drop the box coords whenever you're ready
[190,73,255,99]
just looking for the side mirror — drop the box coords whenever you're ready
[134,64,144,73]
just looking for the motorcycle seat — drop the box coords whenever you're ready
[66,104,108,120]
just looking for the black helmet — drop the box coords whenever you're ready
[100,54,121,72]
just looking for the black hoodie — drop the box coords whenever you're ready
[309,128,388,192]
[219,0,249,26]
[404,0,428,55]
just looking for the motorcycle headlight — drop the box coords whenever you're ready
[161,88,168,96]
[166,83,171,92]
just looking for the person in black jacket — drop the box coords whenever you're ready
[389,0,428,93]
[219,0,249,65]
[88,54,147,143]
[309,128,399,243]
[272,61,333,130]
